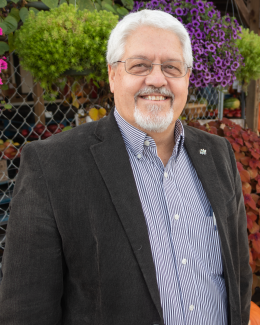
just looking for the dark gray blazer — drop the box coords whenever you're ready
[0,110,252,325]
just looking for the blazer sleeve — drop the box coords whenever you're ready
[0,143,64,325]
[226,138,252,325]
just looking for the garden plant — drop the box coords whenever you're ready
[132,0,243,89]
[14,3,118,98]
[235,28,260,90]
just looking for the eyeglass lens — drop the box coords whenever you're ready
[125,58,187,78]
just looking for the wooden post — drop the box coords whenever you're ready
[33,82,45,125]
[245,0,260,132]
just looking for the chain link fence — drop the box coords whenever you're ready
[0,52,227,275]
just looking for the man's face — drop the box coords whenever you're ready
[108,26,190,133]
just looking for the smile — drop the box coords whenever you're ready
[141,95,168,101]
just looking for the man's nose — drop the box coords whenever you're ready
[145,64,168,88]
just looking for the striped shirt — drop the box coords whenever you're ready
[114,108,228,325]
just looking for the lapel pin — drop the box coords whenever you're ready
[200,149,207,155]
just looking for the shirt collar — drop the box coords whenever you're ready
[114,107,185,160]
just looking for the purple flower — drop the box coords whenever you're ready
[164,5,172,13]
[199,7,205,14]
[221,80,228,87]
[225,59,231,66]
[195,80,202,87]
[195,31,203,39]
[175,8,183,16]
[215,75,223,82]
[208,11,213,18]
[190,74,196,82]
[195,63,203,71]
[208,44,216,52]
[215,57,223,67]
[190,8,198,15]
[204,72,211,79]
[192,21,200,28]
[231,62,239,70]
[225,17,231,23]
[226,69,232,76]
[197,0,204,8]
[150,0,159,6]
[177,17,183,23]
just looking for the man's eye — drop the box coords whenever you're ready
[134,64,149,68]
[166,65,177,70]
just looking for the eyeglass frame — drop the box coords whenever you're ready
[113,58,192,78]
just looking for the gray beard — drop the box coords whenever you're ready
[133,86,175,133]
[134,103,174,133]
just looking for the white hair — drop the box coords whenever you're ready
[106,9,193,68]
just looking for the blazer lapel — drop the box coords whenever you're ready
[183,126,231,293]
[90,111,163,320]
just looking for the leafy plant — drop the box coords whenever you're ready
[188,117,260,294]
[14,3,118,98]
[132,0,243,88]
[235,28,260,88]
[0,0,132,56]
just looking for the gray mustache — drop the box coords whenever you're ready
[134,87,175,101]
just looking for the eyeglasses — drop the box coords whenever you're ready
[114,58,191,78]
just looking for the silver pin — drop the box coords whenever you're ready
[200,149,207,155]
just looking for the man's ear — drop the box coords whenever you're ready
[108,64,116,93]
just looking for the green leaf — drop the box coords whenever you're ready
[8,32,15,52]
[9,8,20,22]
[116,6,129,16]
[95,0,101,5]
[4,104,12,109]
[102,2,115,13]
[0,41,9,55]
[19,7,29,22]
[62,126,73,132]
[4,16,18,34]
[1,84,8,90]
[29,7,39,15]
[11,0,20,3]
[93,80,99,88]
[59,0,67,5]
[41,0,58,9]
[77,0,95,11]
[0,22,7,34]
[121,0,133,10]
[93,2,101,10]
[0,0,7,8]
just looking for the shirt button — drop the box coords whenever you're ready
[189,305,195,311]
[174,214,179,220]
[182,258,187,265]
[164,172,168,178]
[144,140,150,146]
[137,154,142,159]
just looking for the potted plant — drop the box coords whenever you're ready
[13,3,118,98]
[235,28,260,91]
[132,0,243,89]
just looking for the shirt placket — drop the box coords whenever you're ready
[163,153,201,325]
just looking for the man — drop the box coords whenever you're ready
[0,9,252,325]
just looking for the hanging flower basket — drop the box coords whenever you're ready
[132,0,243,88]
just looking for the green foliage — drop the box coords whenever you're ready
[0,0,7,8]
[0,41,9,55]
[19,7,29,23]
[14,3,118,95]
[236,28,260,86]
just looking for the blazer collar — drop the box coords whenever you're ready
[91,109,164,320]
